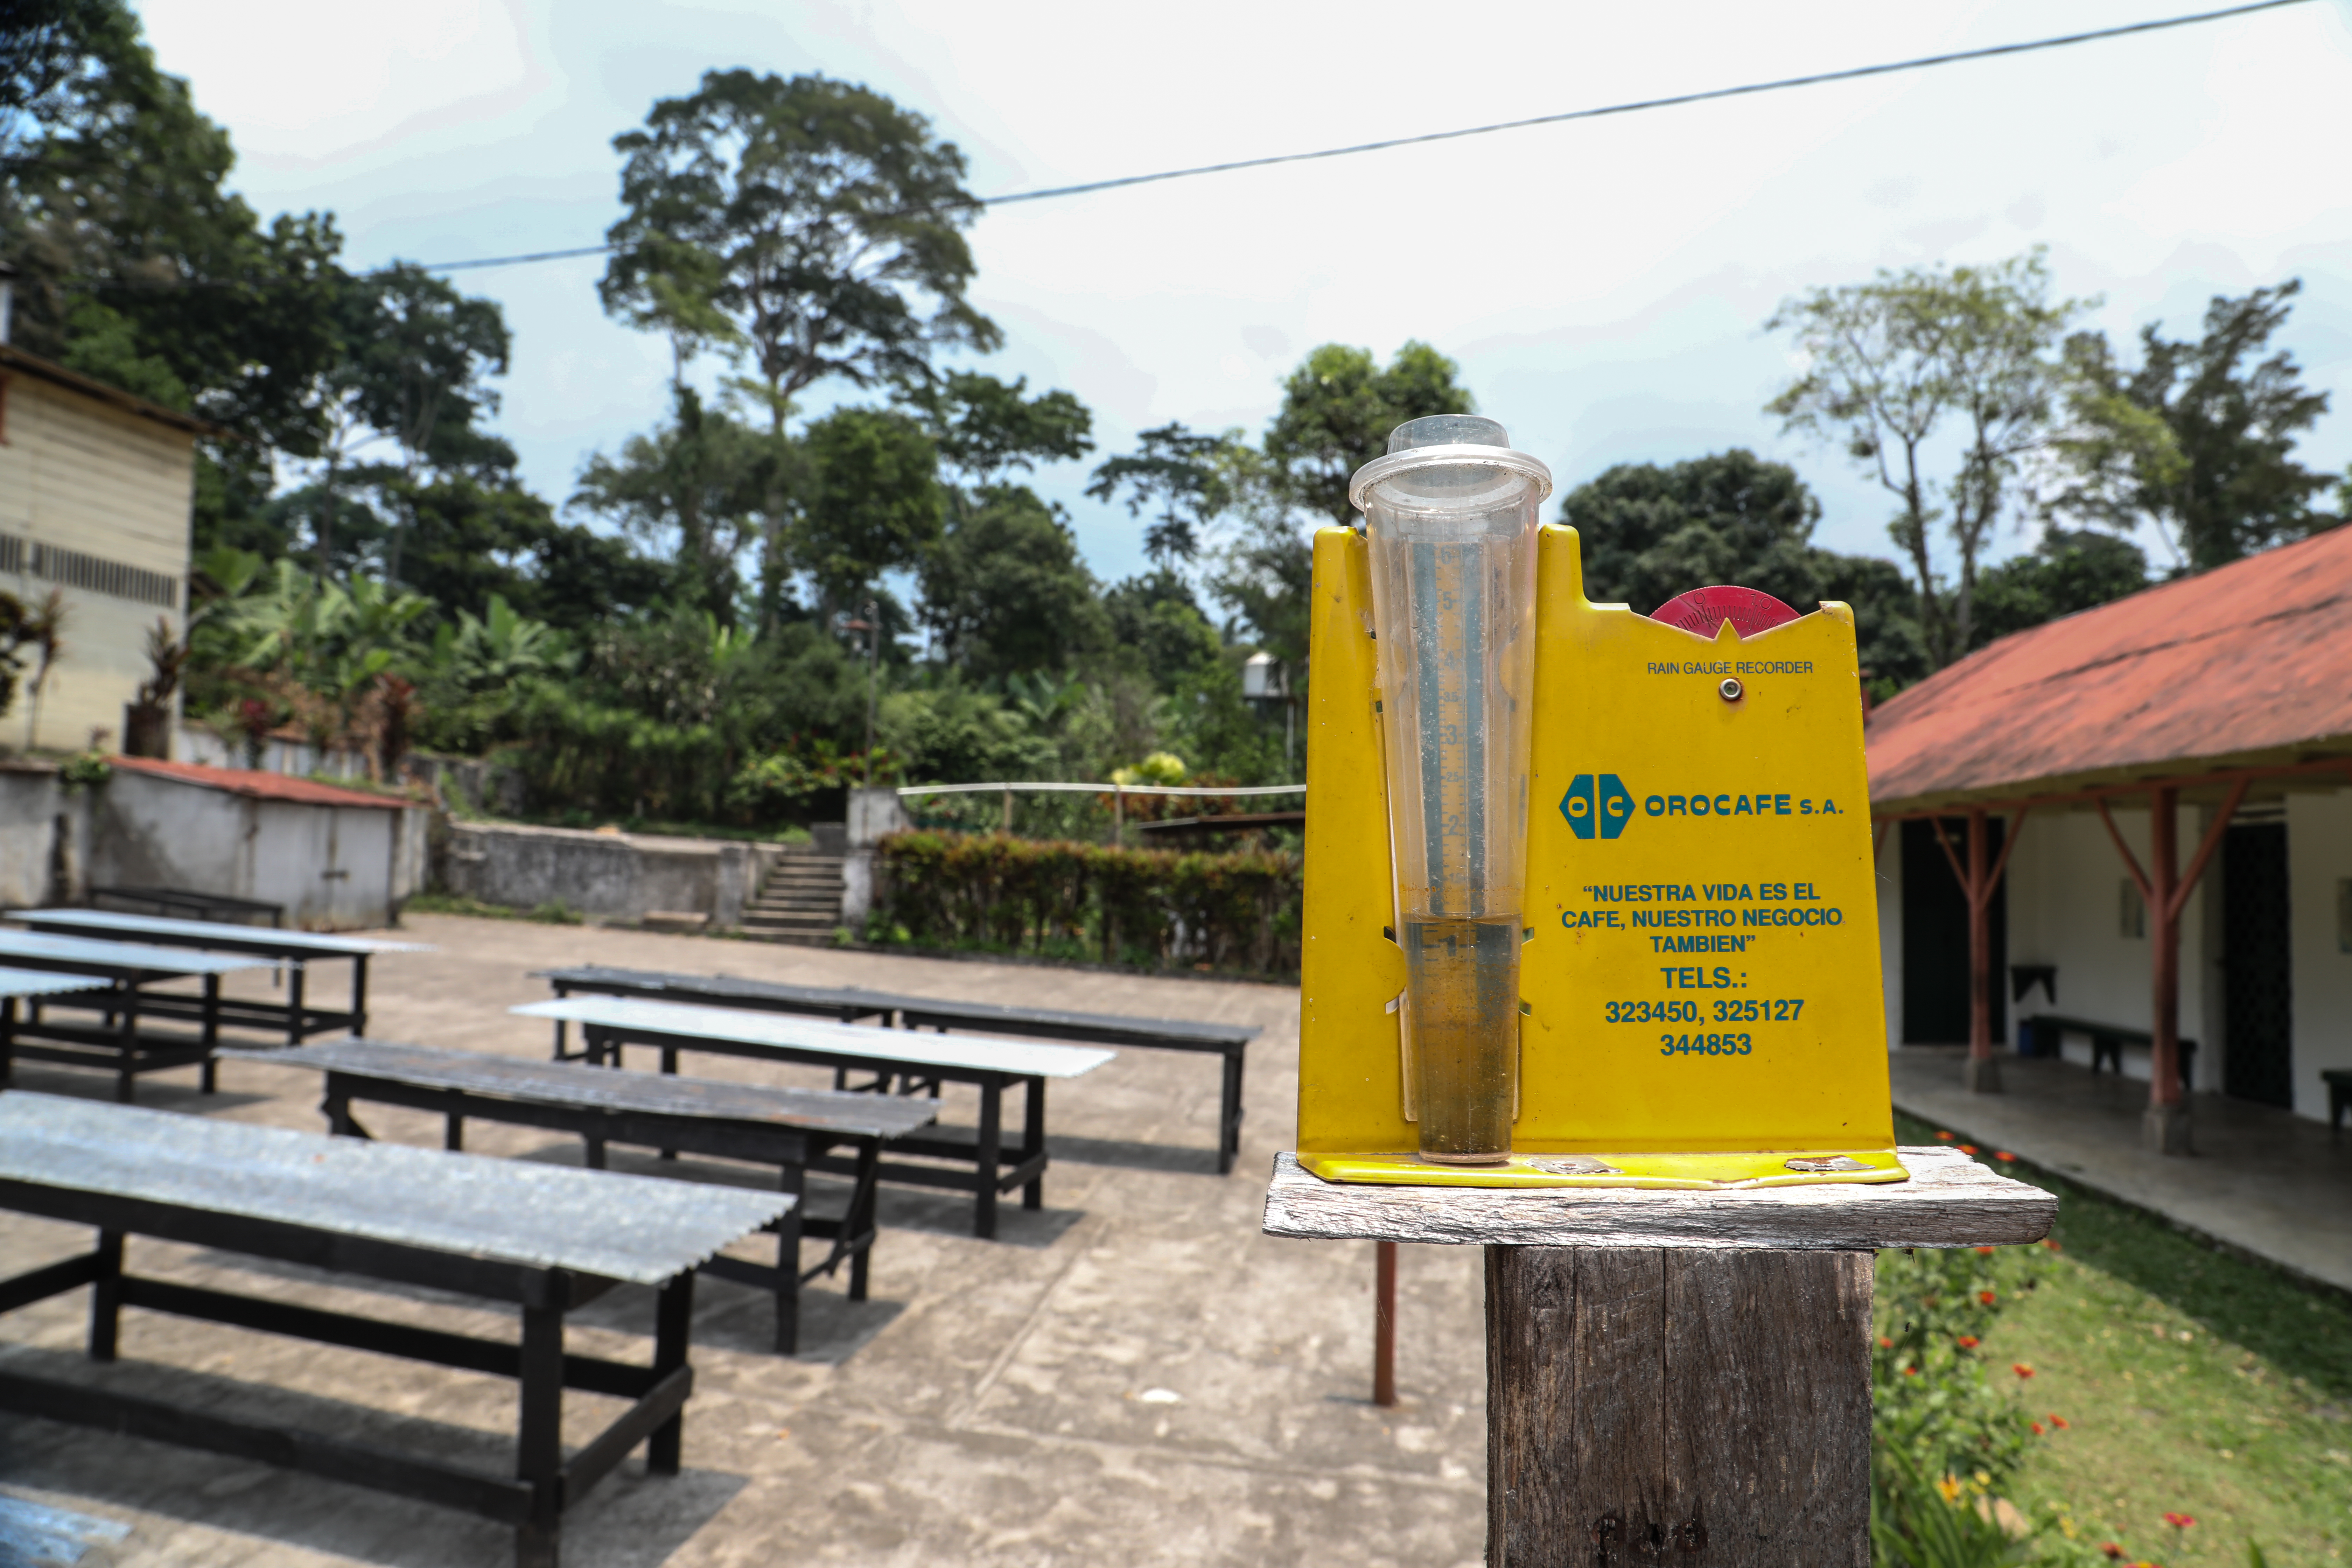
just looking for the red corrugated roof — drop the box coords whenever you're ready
[1867,524,2352,811]
[109,756,414,811]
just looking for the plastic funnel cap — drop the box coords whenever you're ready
[1388,415,1510,454]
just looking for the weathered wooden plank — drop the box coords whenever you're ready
[1263,1146,2053,1250]
[1662,1250,1872,1567]
[1485,1248,1874,1566]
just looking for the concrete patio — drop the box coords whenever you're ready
[1890,1045,2352,1297]
[0,916,1489,1568]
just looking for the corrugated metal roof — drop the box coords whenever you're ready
[1867,525,2352,812]
[109,756,415,811]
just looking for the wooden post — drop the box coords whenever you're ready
[1930,808,2028,1095]
[1373,1239,1398,1407]
[1002,788,1014,836]
[2096,779,2246,1155]
[1266,1146,2056,1567]
[2146,785,2185,1150]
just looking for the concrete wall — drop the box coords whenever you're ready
[90,770,424,930]
[0,764,90,906]
[841,787,909,926]
[438,821,778,926]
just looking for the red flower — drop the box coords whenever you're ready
[1995,1150,2018,1162]
[1955,1336,1980,1350]
[1960,1143,1980,1154]
[2031,1421,2045,1435]
[2043,1239,2063,1251]
[1903,1366,1919,1377]
[1980,1290,1998,1305]
[2163,1512,2196,1530]
[1878,1336,1895,1349]
[2100,1546,2124,1561]
[1936,1130,1956,1141]
[1974,1245,1996,1255]
[2012,1363,2036,1378]
[2049,1414,2070,1429]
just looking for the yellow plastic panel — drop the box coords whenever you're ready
[1295,523,1899,1186]
[1296,527,1411,1156]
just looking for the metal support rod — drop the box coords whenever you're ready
[1372,1240,1397,1407]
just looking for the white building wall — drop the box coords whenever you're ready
[2285,789,2352,1122]
[2003,802,2213,1088]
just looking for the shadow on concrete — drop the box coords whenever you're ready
[0,1350,745,1568]
[866,1186,1087,1248]
[1046,1133,1222,1176]
[2,1065,275,1118]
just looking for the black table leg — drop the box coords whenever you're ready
[974,1082,1002,1240]
[114,986,138,1104]
[88,1230,124,1362]
[658,1047,679,1159]
[351,955,370,1037]
[1219,1049,1246,1175]
[847,1139,880,1302]
[1,996,14,1087]
[445,1113,464,1152]
[200,973,220,1093]
[649,1271,692,1475]
[774,1164,804,1354]
[1021,1077,1045,1212]
[515,1289,565,1568]
[287,962,307,1047]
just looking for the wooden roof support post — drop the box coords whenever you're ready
[2095,777,2248,1154]
[1928,807,2028,1094]
[1266,1150,2057,1566]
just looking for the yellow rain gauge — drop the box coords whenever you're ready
[1296,415,1903,1190]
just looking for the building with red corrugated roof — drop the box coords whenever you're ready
[1867,525,2352,1150]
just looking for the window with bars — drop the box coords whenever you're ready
[0,534,180,609]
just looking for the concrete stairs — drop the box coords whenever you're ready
[739,847,847,945]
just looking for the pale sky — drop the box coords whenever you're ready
[135,0,2352,591]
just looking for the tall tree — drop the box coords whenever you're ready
[902,371,1093,492]
[918,485,1107,679]
[1969,530,2149,649]
[794,406,944,616]
[1262,340,1475,527]
[1085,423,1238,566]
[573,386,774,624]
[1768,250,2087,667]
[599,70,1000,620]
[2050,281,2332,572]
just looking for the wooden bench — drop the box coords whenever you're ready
[513,995,1114,1240]
[224,1039,939,1352]
[2325,1068,2351,1141]
[10,907,430,1044]
[539,964,1261,1174]
[0,930,273,1100]
[0,1092,786,1568]
[2017,1012,2196,1088]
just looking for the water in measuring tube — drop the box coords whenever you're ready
[1402,915,1520,1163]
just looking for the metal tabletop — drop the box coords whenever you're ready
[0,1092,789,1286]
[0,966,110,1000]
[0,929,274,978]
[223,1039,940,1140]
[538,964,1257,1048]
[512,996,1116,1079]
[7,908,433,958]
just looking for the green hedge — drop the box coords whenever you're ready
[874,830,1301,976]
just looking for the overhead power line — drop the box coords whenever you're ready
[417,0,2311,275]
[51,0,2314,288]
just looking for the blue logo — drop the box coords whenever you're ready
[1562,774,1636,840]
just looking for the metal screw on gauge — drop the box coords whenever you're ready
[1718,677,1744,702]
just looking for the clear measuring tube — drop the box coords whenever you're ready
[1351,416,1552,1164]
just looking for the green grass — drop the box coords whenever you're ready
[1893,1110,2352,1564]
